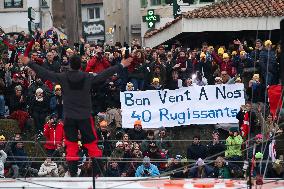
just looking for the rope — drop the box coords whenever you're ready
[4,139,284,143]
[5,160,281,163]
[6,177,64,189]
[260,88,284,189]
[102,133,283,189]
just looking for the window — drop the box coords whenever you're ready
[95,7,100,19]
[140,0,148,8]
[4,0,23,8]
[151,0,162,5]
[41,0,48,7]
[88,7,100,20]
[88,8,94,20]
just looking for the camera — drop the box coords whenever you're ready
[143,169,150,176]
[52,119,58,127]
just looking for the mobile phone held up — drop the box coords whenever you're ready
[121,46,131,59]
[125,48,129,59]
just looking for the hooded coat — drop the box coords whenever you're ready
[28,61,123,119]
[0,150,7,177]
[38,160,59,177]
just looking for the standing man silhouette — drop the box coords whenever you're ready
[21,55,132,176]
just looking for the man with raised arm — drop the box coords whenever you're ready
[21,55,132,177]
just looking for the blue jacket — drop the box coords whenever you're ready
[259,49,278,85]
[189,165,214,178]
[135,163,160,177]
[232,55,254,75]
[50,95,64,119]
[259,49,277,75]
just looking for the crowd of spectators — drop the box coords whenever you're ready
[0,28,283,180]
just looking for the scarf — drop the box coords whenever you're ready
[269,139,276,162]
[36,96,43,102]
[252,82,259,91]
[241,111,249,139]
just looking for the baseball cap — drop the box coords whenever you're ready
[143,156,150,164]
[134,120,142,126]
[0,135,5,141]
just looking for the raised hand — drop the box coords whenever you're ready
[80,37,85,44]
[233,39,241,45]
[19,55,30,65]
[121,57,133,68]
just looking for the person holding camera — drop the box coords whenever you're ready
[43,113,64,157]
[135,156,160,177]
[38,157,59,177]
[21,53,132,177]
[85,45,110,74]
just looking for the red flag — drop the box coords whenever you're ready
[268,85,283,116]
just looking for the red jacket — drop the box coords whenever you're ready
[241,111,250,139]
[85,56,110,73]
[43,122,64,150]
[24,39,34,57]
[127,56,143,73]
[212,51,235,77]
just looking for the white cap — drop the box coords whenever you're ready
[35,88,43,94]
[116,141,123,148]
[196,158,205,166]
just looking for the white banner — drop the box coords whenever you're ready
[120,84,245,129]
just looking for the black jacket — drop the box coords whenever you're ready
[105,167,121,177]
[248,142,269,160]
[187,143,207,160]
[9,94,27,113]
[197,60,214,85]
[236,110,257,133]
[166,79,179,90]
[166,163,188,178]
[104,88,120,109]
[206,141,226,159]
[42,60,61,73]
[28,62,123,119]
[128,129,147,142]
[246,83,266,103]
[29,96,50,114]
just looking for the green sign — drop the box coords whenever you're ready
[28,21,36,33]
[28,7,36,34]
[142,9,160,29]
[28,7,36,20]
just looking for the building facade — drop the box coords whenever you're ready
[104,0,141,46]
[140,0,221,46]
[143,0,284,48]
[0,0,53,33]
[52,0,82,45]
[81,0,104,43]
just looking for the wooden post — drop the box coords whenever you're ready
[63,0,82,45]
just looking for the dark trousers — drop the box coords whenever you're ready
[45,149,55,158]
[32,111,47,134]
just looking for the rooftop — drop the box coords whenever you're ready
[144,0,284,38]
